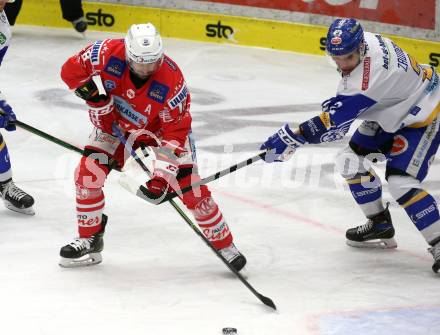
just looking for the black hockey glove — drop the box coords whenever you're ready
[74,79,108,103]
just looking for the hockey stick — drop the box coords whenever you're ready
[112,124,276,310]
[0,112,84,155]
[4,111,268,202]
[134,151,268,205]
[7,117,123,171]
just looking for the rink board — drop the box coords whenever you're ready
[15,0,440,68]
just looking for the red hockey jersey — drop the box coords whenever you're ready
[61,38,192,151]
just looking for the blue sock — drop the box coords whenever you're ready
[397,188,440,244]
[347,171,384,217]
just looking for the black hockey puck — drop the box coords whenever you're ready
[222,327,237,335]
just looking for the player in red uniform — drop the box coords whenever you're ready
[58,23,247,271]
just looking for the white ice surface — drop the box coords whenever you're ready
[0,26,439,335]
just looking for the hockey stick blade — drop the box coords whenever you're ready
[118,172,142,196]
[258,293,277,310]
[118,173,277,309]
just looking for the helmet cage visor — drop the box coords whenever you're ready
[127,55,163,79]
[126,48,163,65]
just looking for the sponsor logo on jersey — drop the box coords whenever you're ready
[104,56,126,78]
[412,158,421,168]
[409,121,438,171]
[425,71,439,94]
[392,42,409,72]
[409,106,421,116]
[126,89,135,99]
[93,131,119,147]
[104,80,116,91]
[90,40,103,65]
[320,120,351,142]
[164,58,177,71]
[0,33,7,45]
[391,135,408,156]
[147,81,169,103]
[320,129,344,142]
[362,57,371,91]
[113,96,148,127]
[375,35,390,70]
[168,84,188,109]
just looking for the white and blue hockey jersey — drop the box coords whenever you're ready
[301,32,440,143]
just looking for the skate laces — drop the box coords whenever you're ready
[4,182,28,201]
[357,206,391,234]
[357,220,374,234]
[69,237,94,251]
[219,244,240,262]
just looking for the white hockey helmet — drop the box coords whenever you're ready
[124,23,164,78]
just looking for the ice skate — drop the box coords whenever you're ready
[428,241,440,274]
[346,206,397,249]
[219,243,247,272]
[72,17,87,34]
[59,215,107,268]
[0,178,35,215]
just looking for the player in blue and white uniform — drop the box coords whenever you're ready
[0,0,34,215]
[260,18,440,273]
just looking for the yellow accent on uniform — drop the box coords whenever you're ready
[346,172,375,185]
[409,102,440,128]
[402,190,429,208]
[319,112,331,130]
[0,140,5,151]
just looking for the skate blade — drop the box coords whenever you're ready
[59,252,102,268]
[346,237,397,249]
[4,202,35,216]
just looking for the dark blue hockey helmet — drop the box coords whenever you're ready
[326,18,364,56]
